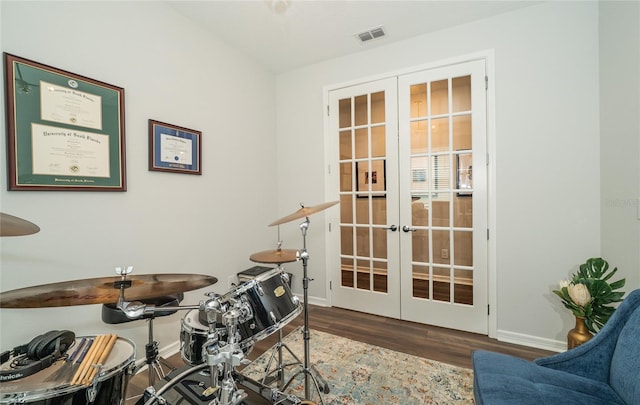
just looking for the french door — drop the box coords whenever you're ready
[327,78,400,318]
[328,60,488,334]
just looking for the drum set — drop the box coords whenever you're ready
[0,202,338,405]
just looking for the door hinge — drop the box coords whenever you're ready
[487,228,490,240]
[487,304,490,315]
[328,222,332,232]
[327,105,330,116]
[330,281,332,290]
[485,76,488,90]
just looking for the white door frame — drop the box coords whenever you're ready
[323,50,497,338]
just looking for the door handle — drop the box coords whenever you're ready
[386,225,397,232]
[402,225,416,232]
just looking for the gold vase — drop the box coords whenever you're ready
[567,316,593,349]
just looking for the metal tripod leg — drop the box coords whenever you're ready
[145,316,174,387]
[260,329,303,389]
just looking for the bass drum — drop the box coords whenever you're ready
[225,269,301,348]
[0,336,135,405]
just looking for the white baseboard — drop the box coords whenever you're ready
[302,294,328,307]
[300,294,565,353]
[496,329,566,353]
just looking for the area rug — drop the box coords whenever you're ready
[240,328,474,405]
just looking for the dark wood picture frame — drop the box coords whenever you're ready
[148,119,202,175]
[4,53,126,191]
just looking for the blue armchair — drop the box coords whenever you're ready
[472,289,640,405]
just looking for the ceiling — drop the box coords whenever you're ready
[167,0,541,74]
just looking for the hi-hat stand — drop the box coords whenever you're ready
[282,217,330,403]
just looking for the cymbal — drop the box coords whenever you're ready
[0,212,40,237]
[268,201,339,226]
[250,249,298,264]
[0,274,218,308]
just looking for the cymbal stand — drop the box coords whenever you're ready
[114,266,201,389]
[282,217,329,403]
[145,315,166,387]
[260,327,303,389]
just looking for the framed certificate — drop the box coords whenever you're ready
[4,53,126,191]
[148,120,202,175]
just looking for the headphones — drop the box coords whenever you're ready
[0,330,75,382]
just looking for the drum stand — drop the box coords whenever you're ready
[282,217,329,403]
[260,328,303,389]
[145,315,171,387]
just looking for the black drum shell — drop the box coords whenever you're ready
[0,336,135,405]
[231,270,300,344]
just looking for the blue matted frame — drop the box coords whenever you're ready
[148,119,201,175]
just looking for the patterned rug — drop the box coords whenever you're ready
[240,328,474,405]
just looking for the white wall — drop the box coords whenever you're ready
[275,1,638,349]
[599,2,640,294]
[0,1,278,357]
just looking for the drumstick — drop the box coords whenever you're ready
[71,334,105,385]
[75,338,94,364]
[83,334,117,385]
[70,335,102,385]
[67,337,86,363]
[77,334,110,385]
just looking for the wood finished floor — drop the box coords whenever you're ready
[125,304,555,404]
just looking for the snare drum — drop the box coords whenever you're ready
[226,268,301,347]
[0,336,135,405]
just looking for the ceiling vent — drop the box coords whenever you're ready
[356,26,386,43]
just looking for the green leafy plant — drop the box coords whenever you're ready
[553,257,625,334]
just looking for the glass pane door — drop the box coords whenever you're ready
[398,60,488,334]
[329,78,400,318]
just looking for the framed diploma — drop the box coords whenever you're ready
[148,120,201,175]
[3,53,126,191]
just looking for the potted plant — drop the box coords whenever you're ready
[553,258,625,347]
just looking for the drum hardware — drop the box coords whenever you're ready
[234,372,306,405]
[277,217,329,404]
[144,317,165,387]
[259,328,303,390]
[249,248,298,265]
[140,365,306,405]
[145,307,251,405]
[141,362,209,405]
[0,212,40,237]
[143,268,303,404]
[104,292,185,388]
[107,267,211,391]
[266,202,338,404]
[249,227,299,266]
